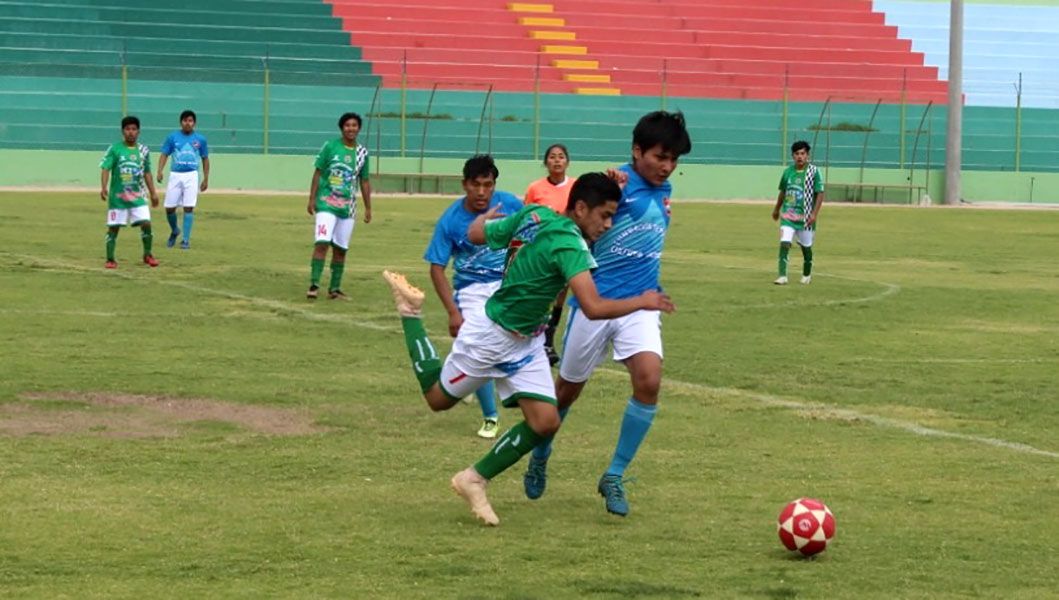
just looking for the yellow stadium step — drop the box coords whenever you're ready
[574,87,621,96]
[530,30,576,40]
[509,2,553,12]
[519,16,564,26]
[541,45,587,55]
[553,59,599,70]
[564,73,611,83]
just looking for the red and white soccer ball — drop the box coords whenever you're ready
[777,498,836,557]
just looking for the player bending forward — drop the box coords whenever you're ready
[382,173,674,526]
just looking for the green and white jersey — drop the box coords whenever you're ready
[314,138,370,219]
[778,164,824,230]
[483,205,596,337]
[99,142,151,209]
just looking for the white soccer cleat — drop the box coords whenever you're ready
[477,418,499,439]
[800,275,812,285]
[773,276,789,285]
[382,270,425,316]
[450,467,500,526]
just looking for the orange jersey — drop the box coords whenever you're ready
[524,176,572,213]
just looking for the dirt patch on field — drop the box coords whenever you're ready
[0,392,328,438]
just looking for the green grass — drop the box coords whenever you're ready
[1,192,1057,599]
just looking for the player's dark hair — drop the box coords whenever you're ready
[338,112,362,129]
[565,172,622,213]
[121,116,140,129]
[632,111,691,157]
[180,110,196,123]
[543,143,570,165]
[463,154,500,182]
[791,140,811,154]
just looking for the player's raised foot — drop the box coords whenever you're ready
[544,345,560,367]
[773,276,788,285]
[328,289,350,301]
[523,456,549,500]
[306,285,319,300]
[597,474,629,517]
[381,270,425,317]
[450,467,499,526]
[179,240,190,250]
[166,229,179,248]
[143,255,159,268]
[104,260,118,270]
[477,418,498,439]
[800,275,812,285]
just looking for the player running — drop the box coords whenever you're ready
[99,115,160,269]
[156,110,209,250]
[524,111,692,517]
[382,173,674,526]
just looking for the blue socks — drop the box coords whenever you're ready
[475,381,498,420]
[605,397,657,477]
[166,211,178,233]
[182,212,194,243]
[530,406,569,461]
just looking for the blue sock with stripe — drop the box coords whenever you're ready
[476,381,498,420]
[605,397,657,477]
[182,212,194,243]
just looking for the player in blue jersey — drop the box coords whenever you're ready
[156,110,210,250]
[424,155,524,439]
[523,111,692,517]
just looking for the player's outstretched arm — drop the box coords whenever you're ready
[467,204,505,245]
[567,271,674,320]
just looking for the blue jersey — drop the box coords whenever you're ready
[160,131,209,173]
[424,191,524,291]
[571,164,671,307]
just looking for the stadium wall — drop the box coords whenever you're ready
[2,150,1055,204]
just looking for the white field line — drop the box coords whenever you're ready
[8,252,1053,460]
[598,369,1059,460]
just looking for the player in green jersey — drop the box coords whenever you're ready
[306,112,373,300]
[382,173,675,526]
[772,140,825,285]
[99,115,160,269]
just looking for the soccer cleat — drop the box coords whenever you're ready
[544,345,560,367]
[328,289,350,301]
[143,255,159,268]
[179,240,190,250]
[773,276,788,285]
[597,474,629,517]
[450,467,500,526]
[166,229,179,248]
[477,418,499,439]
[800,275,812,285]
[523,456,549,500]
[104,260,118,269]
[381,270,425,317]
[306,285,319,300]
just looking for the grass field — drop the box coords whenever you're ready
[1,192,1057,599]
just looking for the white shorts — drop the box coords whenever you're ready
[314,211,355,250]
[163,171,199,209]
[454,280,502,316]
[780,226,814,247]
[440,309,555,405]
[106,205,152,227]
[558,307,663,384]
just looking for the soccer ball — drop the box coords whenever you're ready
[777,498,836,557]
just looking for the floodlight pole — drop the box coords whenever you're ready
[943,0,963,205]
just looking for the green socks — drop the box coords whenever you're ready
[474,421,545,480]
[801,246,813,276]
[778,242,791,277]
[329,261,345,292]
[105,229,118,261]
[141,228,153,257]
[401,316,441,393]
[310,257,325,286]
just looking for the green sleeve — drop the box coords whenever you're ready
[143,148,152,174]
[484,206,530,250]
[360,154,370,180]
[99,145,115,170]
[813,169,824,193]
[554,241,595,283]
[313,142,330,171]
